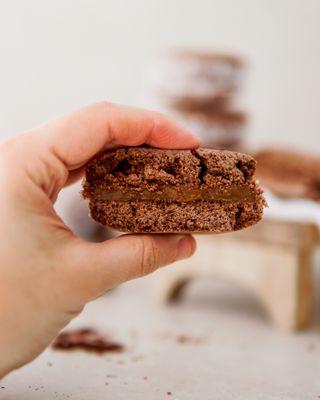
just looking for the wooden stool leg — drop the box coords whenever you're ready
[257,246,313,330]
[151,235,314,330]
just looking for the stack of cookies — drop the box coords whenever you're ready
[144,51,247,150]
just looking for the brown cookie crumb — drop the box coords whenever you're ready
[176,334,204,345]
[306,343,316,352]
[52,328,124,354]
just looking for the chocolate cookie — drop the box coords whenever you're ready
[255,148,320,201]
[83,148,265,233]
[149,51,244,102]
[169,109,246,150]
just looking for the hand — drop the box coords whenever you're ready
[0,102,199,377]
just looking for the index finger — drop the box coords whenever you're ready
[39,101,200,170]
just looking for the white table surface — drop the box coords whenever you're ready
[1,271,320,400]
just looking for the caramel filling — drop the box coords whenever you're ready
[94,185,256,202]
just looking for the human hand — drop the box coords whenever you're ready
[0,102,199,377]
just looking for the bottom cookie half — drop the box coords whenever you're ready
[89,199,264,233]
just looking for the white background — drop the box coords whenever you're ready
[0,0,319,151]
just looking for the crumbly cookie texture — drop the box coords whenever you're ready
[83,148,266,233]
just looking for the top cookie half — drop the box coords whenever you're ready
[83,148,266,233]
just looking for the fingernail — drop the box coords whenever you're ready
[191,134,202,147]
[183,131,201,147]
[176,235,196,260]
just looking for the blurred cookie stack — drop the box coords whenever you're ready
[144,51,247,150]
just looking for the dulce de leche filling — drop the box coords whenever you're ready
[94,185,257,202]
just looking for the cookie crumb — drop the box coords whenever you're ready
[176,334,204,344]
[131,354,144,362]
[167,391,172,396]
[52,328,124,354]
[306,343,316,352]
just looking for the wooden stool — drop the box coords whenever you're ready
[152,219,319,330]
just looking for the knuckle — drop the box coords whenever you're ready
[136,236,159,277]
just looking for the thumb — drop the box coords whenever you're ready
[64,234,196,303]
